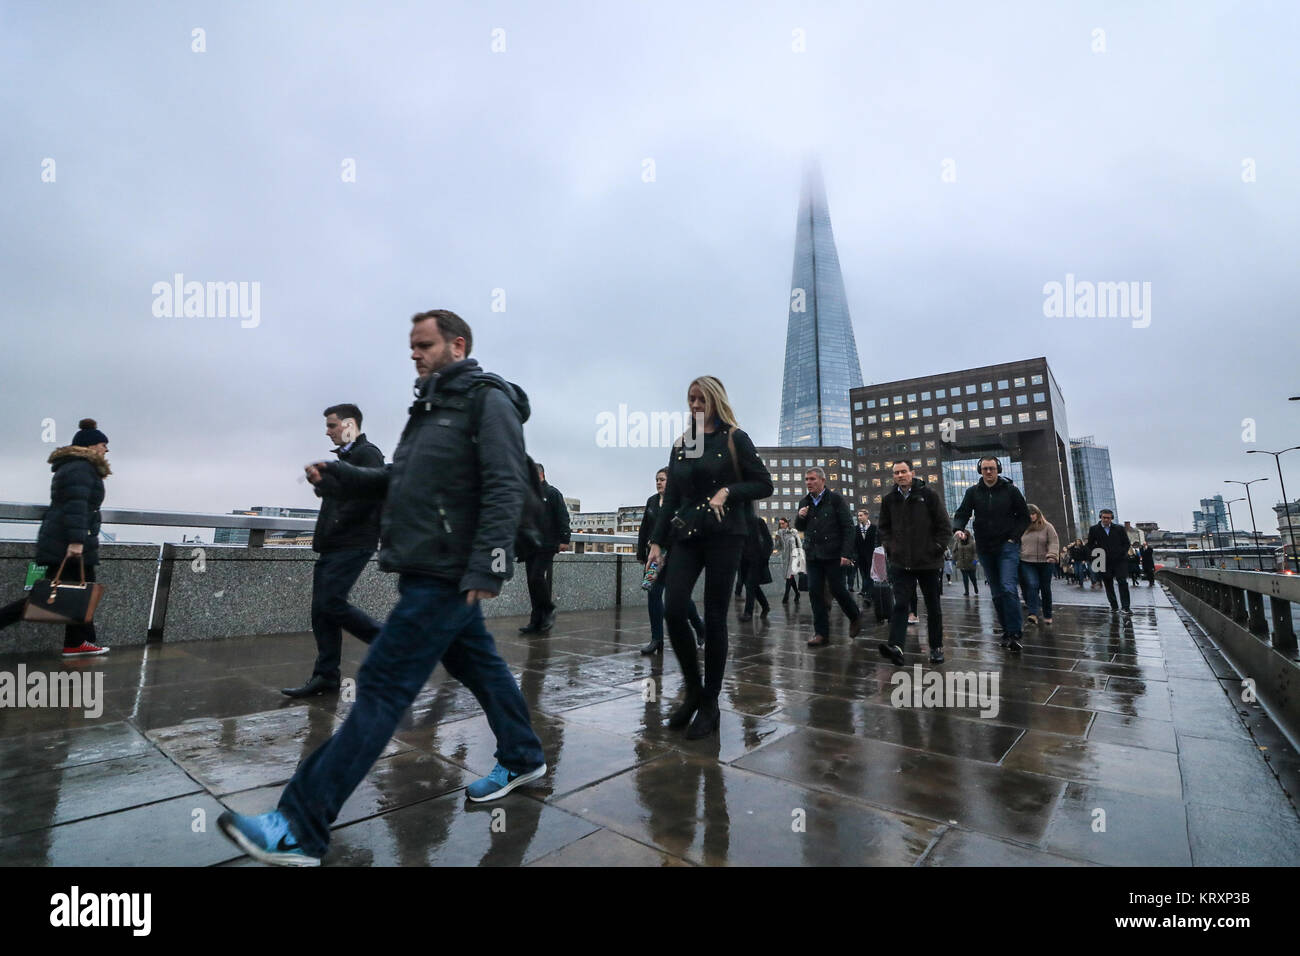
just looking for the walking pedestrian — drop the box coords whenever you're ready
[518,463,571,634]
[738,508,772,621]
[794,467,863,647]
[1140,542,1156,586]
[217,308,547,866]
[1018,504,1059,626]
[952,532,978,596]
[775,517,802,605]
[636,469,705,655]
[1086,509,1132,616]
[951,456,1030,654]
[0,419,113,657]
[852,509,878,614]
[282,405,385,698]
[645,376,772,739]
[876,460,951,665]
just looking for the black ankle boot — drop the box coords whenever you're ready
[667,687,702,730]
[686,696,720,739]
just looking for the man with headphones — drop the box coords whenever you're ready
[952,455,1030,653]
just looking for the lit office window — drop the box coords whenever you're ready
[1018,412,1030,423]
[1001,415,1012,425]
[969,418,979,428]
[1014,377,1025,387]
[985,417,996,427]
[907,393,917,403]
[908,409,918,419]
[1031,374,1043,385]
[924,440,936,450]
[923,423,934,433]
[1035,410,1048,421]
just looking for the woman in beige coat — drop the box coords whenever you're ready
[1019,504,1060,625]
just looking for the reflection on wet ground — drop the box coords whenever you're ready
[2,582,1298,865]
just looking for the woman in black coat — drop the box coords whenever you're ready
[738,508,772,621]
[637,468,705,655]
[0,419,112,656]
[645,376,772,738]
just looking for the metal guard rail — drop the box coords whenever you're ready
[1159,566,1298,650]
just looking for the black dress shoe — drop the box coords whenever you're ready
[878,643,905,666]
[518,623,540,634]
[667,688,702,729]
[639,639,663,655]
[537,612,556,633]
[1007,637,1023,654]
[738,613,753,622]
[849,614,863,639]
[685,697,720,739]
[759,606,769,618]
[281,675,340,698]
[929,647,945,664]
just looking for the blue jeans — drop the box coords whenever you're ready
[1019,561,1053,619]
[1073,560,1091,584]
[311,548,382,682]
[647,567,703,644]
[279,574,545,857]
[977,542,1023,638]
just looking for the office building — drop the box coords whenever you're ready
[755,446,856,530]
[1070,436,1118,531]
[849,357,1078,541]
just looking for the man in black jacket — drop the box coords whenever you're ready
[283,405,385,698]
[875,461,952,665]
[218,309,546,867]
[1140,542,1156,586]
[952,456,1030,653]
[519,463,571,634]
[1087,509,1132,614]
[795,467,862,646]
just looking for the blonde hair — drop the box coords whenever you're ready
[687,376,738,430]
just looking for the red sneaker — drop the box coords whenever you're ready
[62,642,110,658]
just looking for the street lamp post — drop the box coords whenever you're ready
[1225,478,1269,570]
[1247,447,1300,574]
[1224,497,1244,559]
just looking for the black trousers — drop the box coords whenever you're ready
[310,548,382,682]
[782,576,800,601]
[743,559,770,616]
[806,557,861,638]
[663,534,743,697]
[1099,568,1131,611]
[0,563,99,649]
[960,569,978,593]
[524,550,557,625]
[888,568,943,650]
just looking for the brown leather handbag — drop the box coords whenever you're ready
[23,556,105,625]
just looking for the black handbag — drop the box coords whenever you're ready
[23,556,104,625]
[797,571,809,592]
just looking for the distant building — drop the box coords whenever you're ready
[851,357,1078,540]
[214,506,318,546]
[755,446,856,531]
[570,511,619,553]
[1070,436,1117,531]
[1192,495,1229,546]
[563,497,581,514]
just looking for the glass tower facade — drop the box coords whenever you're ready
[778,163,864,447]
[1070,437,1117,530]
[942,457,1026,517]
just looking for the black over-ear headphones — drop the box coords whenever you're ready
[981,456,1002,474]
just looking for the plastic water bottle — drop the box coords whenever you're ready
[641,561,659,590]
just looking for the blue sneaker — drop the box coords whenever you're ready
[466,762,547,802]
[217,810,320,867]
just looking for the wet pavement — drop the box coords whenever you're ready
[2,578,1298,866]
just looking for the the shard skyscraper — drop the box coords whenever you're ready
[777,162,865,447]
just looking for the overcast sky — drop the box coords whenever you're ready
[2,1,1297,540]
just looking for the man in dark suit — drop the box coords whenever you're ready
[1086,509,1132,615]
[283,404,385,698]
[520,463,571,634]
[795,467,863,647]
[853,509,878,595]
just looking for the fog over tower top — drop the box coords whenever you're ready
[777,160,865,447]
